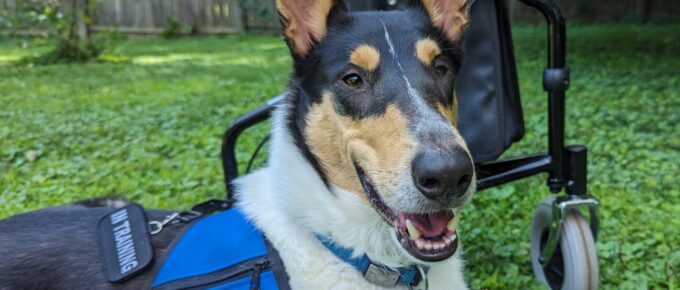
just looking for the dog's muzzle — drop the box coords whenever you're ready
[355,164,461,262]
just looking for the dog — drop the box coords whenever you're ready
[0,0,475,289]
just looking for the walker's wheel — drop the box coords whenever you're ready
[531,196,599,290]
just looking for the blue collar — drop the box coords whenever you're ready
[317,235,428,288]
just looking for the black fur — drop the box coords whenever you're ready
[0,205,177,289]
[286,86,332,188]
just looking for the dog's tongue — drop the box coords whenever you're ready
[399,211,453,237]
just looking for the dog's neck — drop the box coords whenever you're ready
[232,96,469,289]
[259,99,417,268]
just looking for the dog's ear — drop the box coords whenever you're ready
[411,0,470,42]
[275,0,346,58]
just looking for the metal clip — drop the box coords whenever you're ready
[364,263,400,287]
[148,212,179,235]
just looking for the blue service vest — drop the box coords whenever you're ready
[150,209,288,290]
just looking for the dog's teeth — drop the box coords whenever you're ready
[447,214,460,231]
[424,241,433,251]
[405,219,420,240]
[416,239,425,250]
[443,236,452,245]
[434,242,444,250]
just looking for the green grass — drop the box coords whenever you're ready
[1,24,678,289]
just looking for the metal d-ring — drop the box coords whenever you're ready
[540,194,599,266]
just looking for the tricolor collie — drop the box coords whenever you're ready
[0,0,475,289]
[237,0,475,288]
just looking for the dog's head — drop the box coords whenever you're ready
[277,0,473,262]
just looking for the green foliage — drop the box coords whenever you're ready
[2,0,107,64]
[161,17,181,39]
[0,0,63,33]
[188,23,200,36]
[239,0,273,19]
[25,37,101,64]
[238,0,278,32]
[0,24,678,288]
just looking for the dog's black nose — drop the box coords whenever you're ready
[411,148,473,201]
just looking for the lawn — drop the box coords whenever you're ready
[1,24,678,289]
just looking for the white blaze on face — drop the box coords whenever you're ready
[380,19,455,136]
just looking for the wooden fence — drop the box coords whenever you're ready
[1,0,678,36]
[0,0,280,35]
[92,0,243,34]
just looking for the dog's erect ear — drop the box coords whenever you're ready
[413,0,470,42]
[275,0,346,57]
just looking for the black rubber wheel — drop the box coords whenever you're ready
[531,196,599,290]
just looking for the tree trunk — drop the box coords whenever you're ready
[79,0,90,40]
[636,0,652,22]
[67,0,78,41]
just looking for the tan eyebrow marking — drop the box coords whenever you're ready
[415,38,441,65]
[349,44,380,71]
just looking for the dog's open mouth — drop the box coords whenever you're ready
[355,165,459,262]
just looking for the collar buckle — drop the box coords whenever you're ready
[363,262,401,287]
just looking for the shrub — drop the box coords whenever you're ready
[6,0,107,64]
[161,17,181,39]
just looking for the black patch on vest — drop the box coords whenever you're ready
[98,204,153,283]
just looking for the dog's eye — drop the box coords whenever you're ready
[342,73,364,89]
[435,64,449,77]
[433,57,452,79]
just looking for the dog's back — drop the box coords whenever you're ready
[0,206,174,290]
